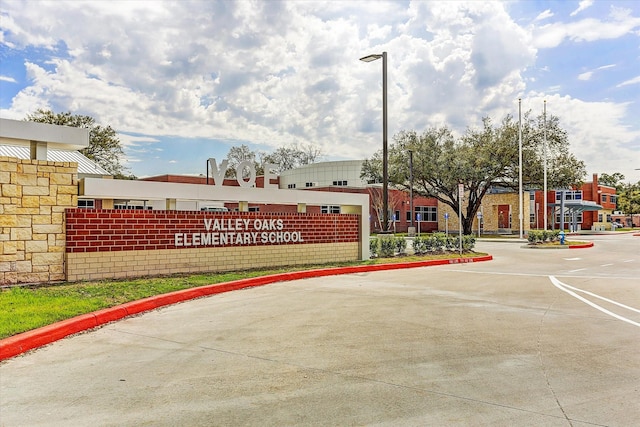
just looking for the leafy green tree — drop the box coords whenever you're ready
[617,181,640,227]
[599,172,626,189]
[25,109,133,179]
[362,113,586,235]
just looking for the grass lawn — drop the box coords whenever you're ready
[0,252,482,339]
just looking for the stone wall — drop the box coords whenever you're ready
[0,156,77,285]
[437,192,530,234]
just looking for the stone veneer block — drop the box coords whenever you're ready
[0,157,77,285]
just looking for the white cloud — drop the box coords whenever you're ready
[578,64,616,81]
[578,71,593,81]
[534,9,554,22]
[0,0,638,182]
[570,0,594,17]
[534,6,640,48]
[617,75,640,87]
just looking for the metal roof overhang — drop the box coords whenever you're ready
[549,200,603,212]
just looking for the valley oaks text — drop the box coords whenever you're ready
[174,218,304,247]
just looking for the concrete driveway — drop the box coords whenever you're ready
[1,234,639,426]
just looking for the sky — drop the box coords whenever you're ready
[1,0,639,183]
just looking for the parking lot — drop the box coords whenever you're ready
[1,234,638,426]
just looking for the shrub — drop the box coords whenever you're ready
[541,230,550,242]
[379,236,395,257]
[369,238,379,258]
[445,234,457,251]
[394,237,407,255]
[412,236,427,254]
[432,233,447,252]
[462,235,476,251]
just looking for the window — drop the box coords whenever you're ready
[530,214,535,223]
[248,206,260,212]
[406,211,411,221]
[601,194,608,203]
[394,210,400,222]
[555,211,583,223]
[610,195,617,204]
[415,206,437,222]
[555,190,582,201]
[598,213,603,222]
[305,182,315,187]
[78,199,95,209]
[332,180,347,186]
[287,183,296,189]
[321,205,340,214]
[114,204,151,210]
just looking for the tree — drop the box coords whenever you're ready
[25,109,133,179]
[367,186,405,232]
[261,142,323,174]
[599,172,625,190]
[225,142,323,178]
[362,113,586,235]
[617,180,640,227]
[225,144,262,178]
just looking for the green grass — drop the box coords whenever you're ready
[0,254,483,339]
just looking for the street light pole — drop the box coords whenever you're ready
[360,51,388,232]
[543,100,548,230]
[518,98,523,239]
[409,149,414,230]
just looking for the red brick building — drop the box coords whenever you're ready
[530,174,617,230]
[141,174,437,234]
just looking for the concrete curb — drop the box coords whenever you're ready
[0,255,492,361]
[522,242,594,249]
[569,242,594,249]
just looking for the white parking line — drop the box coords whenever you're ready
[549,276,640,328]
[600,263,613,267]
[568,268,586,273]
[623,259,634,263]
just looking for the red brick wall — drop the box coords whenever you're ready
[66,209,359,253]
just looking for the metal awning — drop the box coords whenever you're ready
[548,200,603,212]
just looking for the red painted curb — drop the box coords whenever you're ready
[569,242,594,249]
[0,255,492,361]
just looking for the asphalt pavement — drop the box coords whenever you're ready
[1,234,638,426]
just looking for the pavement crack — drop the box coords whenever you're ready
[538,291,574,426]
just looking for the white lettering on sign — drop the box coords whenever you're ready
[208,158,278,189]
[175,218,303,247]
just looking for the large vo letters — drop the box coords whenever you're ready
[208,158,277,189]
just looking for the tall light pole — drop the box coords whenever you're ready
[409,149,414,231]
[518,98,523,239]
[543,100,548,230]
[360,51,388,232]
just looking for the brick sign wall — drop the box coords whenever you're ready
[66,210,361,281]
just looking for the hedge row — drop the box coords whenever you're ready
[527,229,562,244]
[370,233,476,258]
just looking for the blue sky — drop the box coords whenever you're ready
[1,0,639,182]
